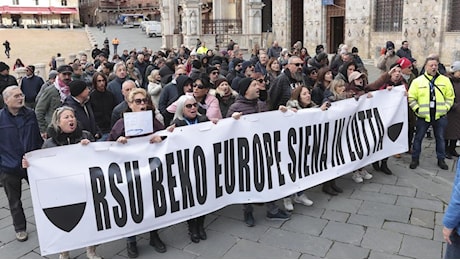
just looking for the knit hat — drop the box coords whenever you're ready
[69,80,88,97]
[385,41,395,50]
[396,57,412,70]
[214,78,228,88]
[238,77,253,96]
[351,47,359,54]
[452,61,460,73]
[48,70,58,79]
[192,59,201,69]
[26,65,35,73]
[241,61,253,72]
[232,58,243,68]
[206,66,219,74]
[57,64,73,74]
[0,61,9,72]
[85,62,94,69]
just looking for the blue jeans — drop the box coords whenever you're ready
[412,116,447,160]
[446,230,460,258]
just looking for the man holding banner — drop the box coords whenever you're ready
[0,86,43,242]
[227,77,290,227]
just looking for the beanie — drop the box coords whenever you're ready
[241,61,253,72]
[0,61,10,72]
[452,61,460,73]
[396,57,412,70]
[232,58,243,68]
[26,65,35,73]
[214,78,228,88]
[48,70,58,79]
[69,80,88,97]
[238,77,253,96]
[206,66,219,75]
[192,59,201,69]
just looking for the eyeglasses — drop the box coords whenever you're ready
[211,71,219,75]
[290,63,303,67]
[185,103,198,109]
[193,83,206,89]
[132,98,149,105]
[256,79,265,83]
[13,93,25,99]
[236,64,242,67]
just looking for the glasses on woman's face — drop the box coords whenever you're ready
[185,103,198,109]
[256,78,265,83]
[193,83,206,89]
[132,98,149,105]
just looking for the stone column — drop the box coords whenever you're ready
[180,0,202,50]
[15,67,27,80]
[34,63,46,80]
[243,0,264,50]
[161,0,179,49]
[56,57,66,67]
[69,54,77,63]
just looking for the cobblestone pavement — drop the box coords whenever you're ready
[0,26,455,259]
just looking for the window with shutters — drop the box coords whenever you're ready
[448,0,460,31]
[374,0,403,32]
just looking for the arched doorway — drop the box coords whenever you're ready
[290,0,304,48]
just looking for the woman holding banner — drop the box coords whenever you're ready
[108,88,167,258]
[23,106,102,259]
[279,85,331,208]
[167,95,218,243]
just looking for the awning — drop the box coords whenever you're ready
[0,6,52,14]
[49,7,78,14]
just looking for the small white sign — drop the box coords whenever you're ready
[123,110,153,137]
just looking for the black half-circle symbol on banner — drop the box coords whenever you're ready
[387,122,403,142]
[43,202,86,232]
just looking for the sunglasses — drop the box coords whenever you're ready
[193,83,206,89]
[185,103,198,109]
[291,63,303,67]
[211,71,219,75]
[256,79,265,83]
[133,98,149,105]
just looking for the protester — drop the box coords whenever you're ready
[227,78,291,226]
[23,106,101,259]
[443,160,460,258]
[90,72,116,141]
[278,85,329,210]
[0,86,43,242]
[108,88,166,258]
[35,64,73,138]
[445,61,460,159]
[167,95,217,243]
[20,65,44,108]
[408,56,455,170]
[0,61,19,108]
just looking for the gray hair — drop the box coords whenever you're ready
[113,61,126,73]
[172,95,199,122]
[2,85,20,101]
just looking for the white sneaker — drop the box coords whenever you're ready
[86,246,102,259]
[293,193,313,206]
[352,171,363,183]
[359,169,373,180]
[283,197,294,211]
[59,252,70,259]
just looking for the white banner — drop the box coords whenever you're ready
[26,87,408,255]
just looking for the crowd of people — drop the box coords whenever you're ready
[0,38,460,258]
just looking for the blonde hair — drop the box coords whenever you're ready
[51,106,75,133]
[147,69,160,83]
[127,88,147,103]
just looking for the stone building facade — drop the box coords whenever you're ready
[270,0,460,66]
[0,0,80,28]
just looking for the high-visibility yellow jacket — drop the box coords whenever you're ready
[408,72,455,122]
